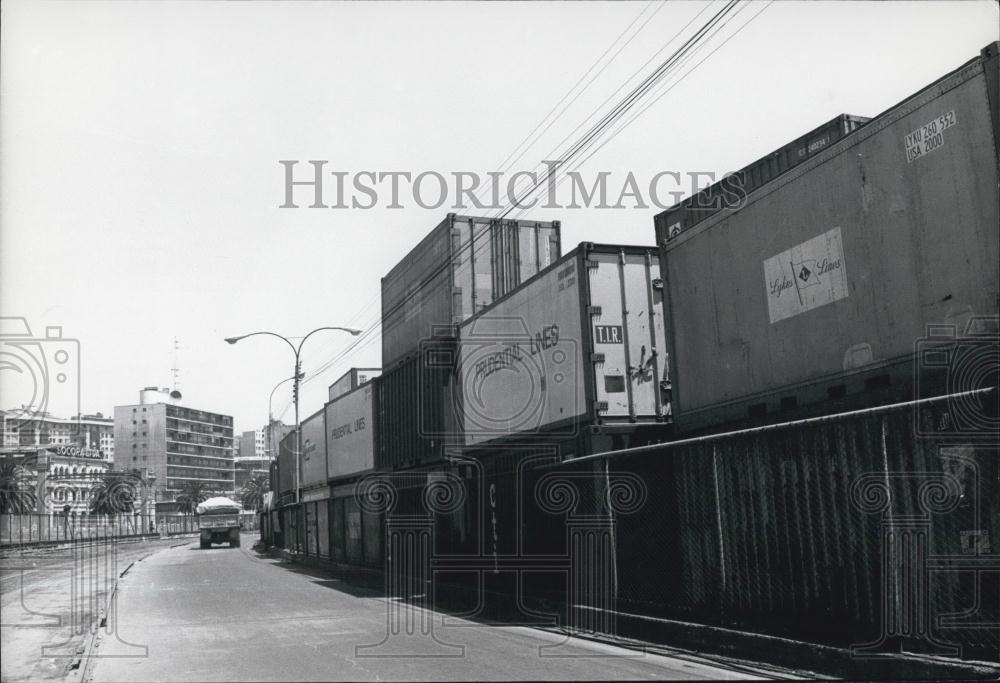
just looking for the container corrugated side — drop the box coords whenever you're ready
[277,432,296,497]
[328,367,381,402]
[660,46,1000,432]
[381,214,562,369]
[372,345,459,470]
[653,114,870,241]
[325,382,375,480]
[299,407,327,488]
[457,243,671,448]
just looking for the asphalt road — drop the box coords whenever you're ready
[1,536,191,682]
[86,534,781,682]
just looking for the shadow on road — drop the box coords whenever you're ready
[249,545,568,629]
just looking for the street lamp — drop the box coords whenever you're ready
[267,374,296,460]
[224,327,362,505]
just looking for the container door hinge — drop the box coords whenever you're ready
[588,305,602,316]
[594,401,609,412]
[585,256,600,269]
[590,352,605,363]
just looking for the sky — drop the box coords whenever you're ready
[1,0,997,433]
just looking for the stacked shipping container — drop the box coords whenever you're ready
[653,114,870,241]
[658,41,1000,433]
[328,368,380,402]
[456,242,672,452]
[260,43,1000,663]
[381,214,561,369]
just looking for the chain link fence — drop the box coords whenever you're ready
[612,398,998,659]
[1,512,260,547]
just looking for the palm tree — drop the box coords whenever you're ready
[240,475,269,512]
[0,462,37,513]
[89,470,140,514]
[175,480,210,514]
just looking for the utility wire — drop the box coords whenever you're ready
[492,0,722,218]
[509,0,770,220]
[497,0,742,220]
[283,0,763,417]
[472,0,667,208]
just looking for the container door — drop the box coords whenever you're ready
[588,250,668,420]
[472,218,494,314]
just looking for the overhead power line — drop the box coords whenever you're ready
[284,0,770,416]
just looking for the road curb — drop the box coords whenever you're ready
[0,532,198,554]
[584,607,1000,681]
[67,540,170,683]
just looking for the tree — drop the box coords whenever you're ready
[175,480,211,514]
[89,470,141,515]
[0,462,37,513]
[240,475,269,512]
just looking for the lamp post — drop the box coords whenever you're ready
[267,375,296,461]
[224,327,362,505]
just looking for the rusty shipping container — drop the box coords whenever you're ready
[372,344,461,471]
[659,42,1000,433]
[457,242,672,450]
[328,367,381,402]
[653,114,870,240]
[325,382,375,480]
[381,213,561,369]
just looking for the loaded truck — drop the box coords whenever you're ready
[196,497,242,549]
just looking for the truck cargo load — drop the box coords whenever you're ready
[381,213,561,369]
[658,41,1000,433]
[196,496,242,548]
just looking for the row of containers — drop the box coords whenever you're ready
[264,42,1000,659]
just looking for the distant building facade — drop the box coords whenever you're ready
[265,420,292,463]
[114,387,234,513]
[1,409,115,460]
[0,447,117,517]
[235,428,268,492]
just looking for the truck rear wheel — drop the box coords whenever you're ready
[231,537,240,548]
[200,539,210,549]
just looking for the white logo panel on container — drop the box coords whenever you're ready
[763,227,848,324]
